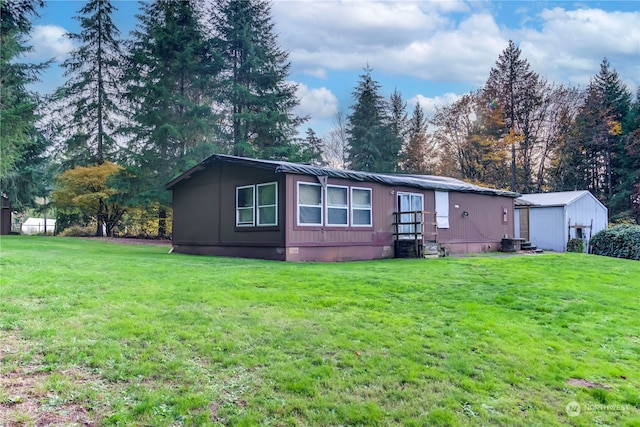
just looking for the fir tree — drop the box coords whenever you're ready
[55,0,124,166]
[293,128,324,166]
[0,0,51,210]
[566,59,632,217]
[385,89,406,173]
[212,0,305,159]
[401,102,431,174]
[590,59,631,206]
[483,40,544,192]
[123,0,220,237]
[347,66,394,172]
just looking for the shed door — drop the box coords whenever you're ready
[519,208,529,241]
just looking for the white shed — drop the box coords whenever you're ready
[21,217,56,235]
[515,191,608,252]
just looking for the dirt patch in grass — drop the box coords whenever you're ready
[0,334,107,426]
[566,378,611,389]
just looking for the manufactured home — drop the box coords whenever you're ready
[166,155,518,261]
[516,190,608,252]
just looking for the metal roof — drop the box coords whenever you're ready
[518,190,603,208]
[166,154,519,198]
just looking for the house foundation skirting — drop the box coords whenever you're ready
[172,243,395,262]
[440,241,502,255]
[173,241,503,261]
[172,244,287,261]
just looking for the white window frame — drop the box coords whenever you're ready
[297,182,323,226]
[326,185,349,227]
[236,185,255,227]
[256,182,278,226]
[350,187,373,227]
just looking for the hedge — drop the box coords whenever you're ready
[589,224,640,260]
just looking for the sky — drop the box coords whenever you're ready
[28,0,640,139]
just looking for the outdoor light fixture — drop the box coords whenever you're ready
[462,211,469,217]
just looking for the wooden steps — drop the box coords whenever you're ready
[521,241,544,253]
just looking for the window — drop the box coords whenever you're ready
[326,185,348,226]
[257,182,277,226]
[351,188,372,226]
[296,182,373,227]
[236,185,255,226]
[236,182,278,227]
[298,183,322,225]
[435,191,450,229]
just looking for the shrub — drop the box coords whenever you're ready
[58,224,96,237]
[590,224,640,260]
[566,238,584,253]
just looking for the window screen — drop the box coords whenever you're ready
[257,182,277,226]
[351,188,372,226]
[298,183,322,225]
[327,186,348,225]
[236,186,254,226]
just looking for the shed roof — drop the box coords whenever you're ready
[166,154,518,198]
[518,190,606,209]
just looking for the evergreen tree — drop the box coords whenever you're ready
[563,59,632,217]
[347,66,396,172]
[212,0,305,159]
[614,87,640,222]
[483,40,544,192]
[55,0,124,166]
[123,0,220,236]
[292,128,324,166]
[401,102,431,174]
[385,89,407,172]
[0,0,51,210]
[588,59,631,209]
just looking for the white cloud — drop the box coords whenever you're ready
[409,93,462,117]
[516,8,640,87]
[273,1,506,85]
[274,2,639,92]
[26,25,75,62]
[294,83,339,119]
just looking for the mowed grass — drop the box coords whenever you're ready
[0,236,639,426]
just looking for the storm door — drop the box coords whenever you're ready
[397,192,423,239]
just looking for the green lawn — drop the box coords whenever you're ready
[1,236,639,426]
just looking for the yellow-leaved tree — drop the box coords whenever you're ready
[52,162,125,237]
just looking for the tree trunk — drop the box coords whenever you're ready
[511,141,517,192]
[158,208,167,238]
[96,199,104,237]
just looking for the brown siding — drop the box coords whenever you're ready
[284,175,398,248]
[172,163,221,244]
[437,192,515,251]
[171,163,285,247]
